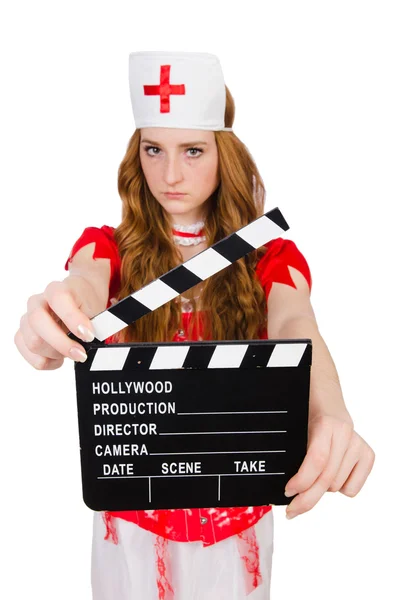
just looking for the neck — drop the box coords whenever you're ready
[172,216,205,226]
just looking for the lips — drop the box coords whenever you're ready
[164,192,186,198]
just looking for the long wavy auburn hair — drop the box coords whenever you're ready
[112,86,269,343]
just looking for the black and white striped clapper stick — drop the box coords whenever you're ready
[88,206,289,342]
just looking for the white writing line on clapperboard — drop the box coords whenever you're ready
[150,450,286,455]
[92,406,287,417]
[94,447,286,456]
[93,426,287,435]
[97,473,286,479]
[159,430,287,435]
[177,411,288,415]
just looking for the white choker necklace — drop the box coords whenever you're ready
[172,221,206,246]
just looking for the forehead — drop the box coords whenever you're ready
[140,127,215,146]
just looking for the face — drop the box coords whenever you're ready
[139,127,220,225]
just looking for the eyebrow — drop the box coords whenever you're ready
[141,139,208,147]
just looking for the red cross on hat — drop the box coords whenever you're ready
[143,65,185,113]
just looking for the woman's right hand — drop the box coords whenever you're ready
[14,278,98,370]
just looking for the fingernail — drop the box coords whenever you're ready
[286,511,297,520]
[77,324,95,342]
[69,347,88,362]
[285,489,297,497]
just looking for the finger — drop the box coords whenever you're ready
[27,294,88,361]
[43,281,96,342]
[19,312,64,360]
[339,442,375,497]
[285,416,333,496]
[310,420,354,494]
[339,457,372,497]
[286,422,353,517]
[328,433,363,492]
[14,328,65,370]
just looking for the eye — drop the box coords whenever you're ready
[186,147,203,158]
[144,145,161,157]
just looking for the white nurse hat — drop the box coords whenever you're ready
[128,51,233,132]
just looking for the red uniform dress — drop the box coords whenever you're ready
[65,225,312,599]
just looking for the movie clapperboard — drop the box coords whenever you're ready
[68,207,312,511]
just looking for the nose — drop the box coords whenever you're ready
[164,153,183,186]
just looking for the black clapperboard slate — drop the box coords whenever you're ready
[69,208,312,510]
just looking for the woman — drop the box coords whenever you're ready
[14,51,375,599]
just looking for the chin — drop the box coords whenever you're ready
[156,196,206,221]
[161,201,195,215]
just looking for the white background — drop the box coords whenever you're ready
[1,1,395,598]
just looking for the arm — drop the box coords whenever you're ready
[267,265,375,517]
[267,266,353,425]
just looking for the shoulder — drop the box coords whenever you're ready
[65,225,119,269]
[257,237,304,262]
[73,224,116,245]
[256,237,306,270]
[67,224,117,253]
[255,237,312,297]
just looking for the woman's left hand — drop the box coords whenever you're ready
[284,413,375,519]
